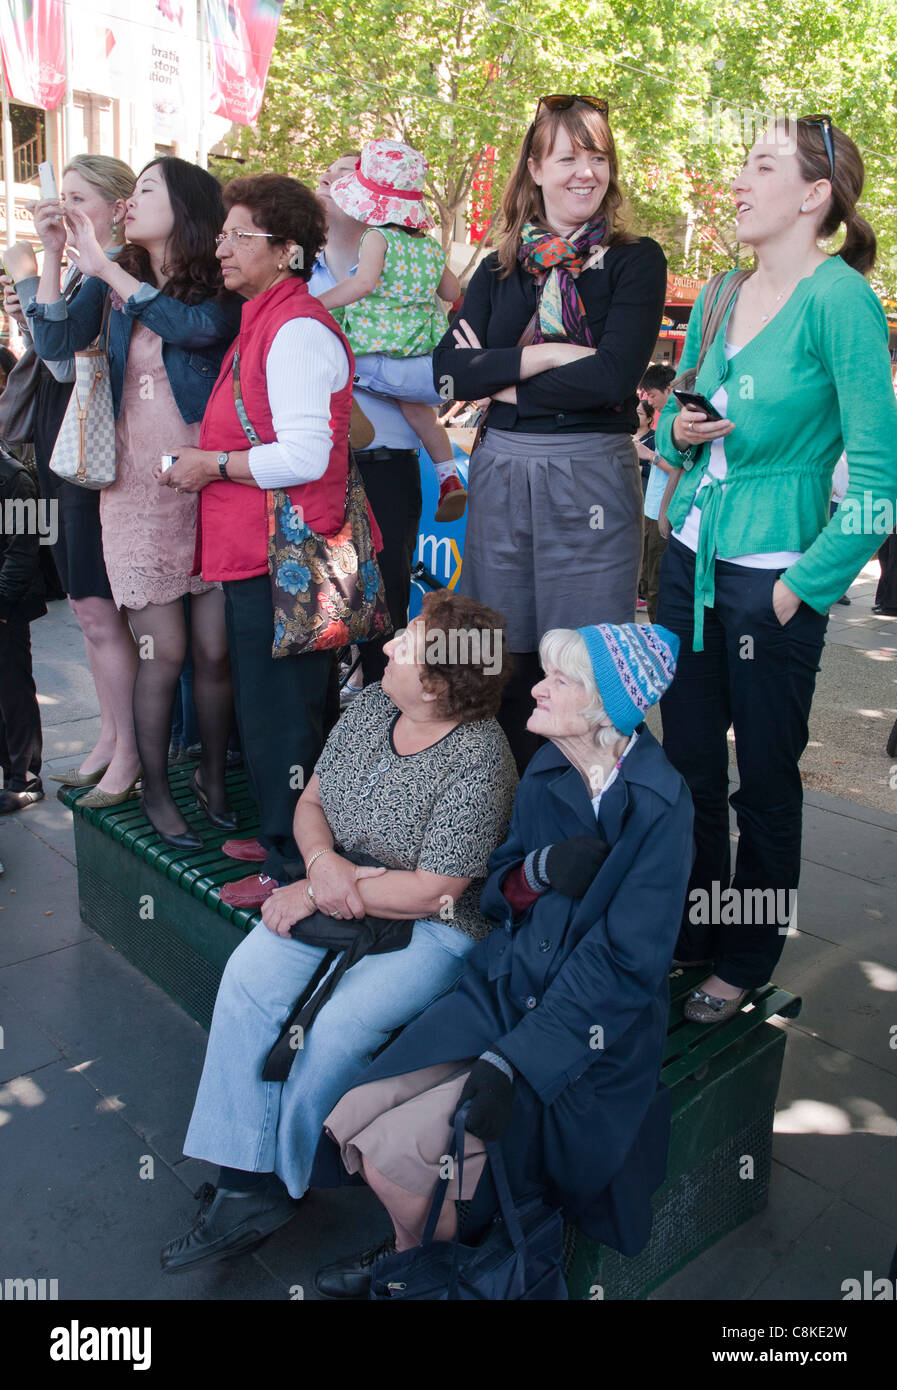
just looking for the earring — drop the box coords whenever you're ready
[800,202,808,212]
[277,261,285,270]
[111,218,119,236]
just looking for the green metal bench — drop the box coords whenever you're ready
[61,769,800,1299]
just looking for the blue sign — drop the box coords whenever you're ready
[409,440,470,618]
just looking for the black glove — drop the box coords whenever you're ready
[455,1052,515,1142]
[524,834,612,899]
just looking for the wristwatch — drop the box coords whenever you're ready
[216,451,230,480]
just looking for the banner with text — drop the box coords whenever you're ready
[204,0,283,126]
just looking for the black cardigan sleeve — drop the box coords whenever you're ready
[515,237,667,415]
[432,256,524,400]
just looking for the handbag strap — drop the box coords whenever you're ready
[694,267,752,374]
[231,347,261,446]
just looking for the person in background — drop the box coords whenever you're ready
[433,95,667,772]
[654,117,897,1021]
[640,363,677,622]
[0,445,47,814]
[309,154,429,690]
[4,156,140,796]
[317,139,467,524]
[634,395,655,612]
[28,158,241,844]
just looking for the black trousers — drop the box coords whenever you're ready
[657,537,828,988]
[223,575,338,883]
[875,531,897,611]
[0,621,42,789]
[354,448,422,685]
[498,650,546,775]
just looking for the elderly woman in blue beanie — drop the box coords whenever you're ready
[312,622,694,1299]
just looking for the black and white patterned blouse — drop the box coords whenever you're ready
[315,683,518,939]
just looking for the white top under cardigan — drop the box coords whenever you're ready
[245,317,350,490]
[673,343,802,568]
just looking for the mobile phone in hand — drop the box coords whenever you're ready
[672,388,723,421]
[38,161,58,201]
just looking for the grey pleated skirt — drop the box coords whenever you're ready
[459,427,644,651]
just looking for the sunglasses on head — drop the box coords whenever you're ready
[534,94,610,123]
[800,114,835,181]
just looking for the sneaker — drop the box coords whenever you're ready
[0,781,44,815]
[340,682,364,709]
[636,598,648,612]
[434,475,467,523]
[161,1180,300,1274]
[314,1234,397,1299]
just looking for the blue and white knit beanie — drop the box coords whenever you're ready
[576,623,680,736]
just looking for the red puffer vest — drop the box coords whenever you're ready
[197,277,364,582]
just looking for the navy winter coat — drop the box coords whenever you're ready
[313,727,694,1256]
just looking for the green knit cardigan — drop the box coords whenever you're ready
[654,255,897,649]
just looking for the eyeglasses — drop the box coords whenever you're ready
[800,115,835,181]
[214,230,277,248]
[535,94,610,122]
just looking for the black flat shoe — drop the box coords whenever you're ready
[140,796,202,851]
[314,1234,396,1299]
[161,1181,300,1274]
[191,771,237,832]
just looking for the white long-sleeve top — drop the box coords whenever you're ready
[246,317,350,489]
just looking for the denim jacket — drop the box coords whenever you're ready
[26,275,242,423]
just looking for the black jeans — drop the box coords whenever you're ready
[0,621,42,790]
[354,448,422,686]
[657,537,828,988]
[223,575,338,883]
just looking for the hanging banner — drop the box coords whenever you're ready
[72,0,200,150]
[0,0,66,109]
[204,0,284,126]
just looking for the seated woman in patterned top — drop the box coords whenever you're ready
[161,590,518,1272]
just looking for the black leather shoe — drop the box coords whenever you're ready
[191,771,237,832]
[314,1234,397,1299]
[161,1180,300,1273]
[140,796,202,851]
[0,782,44,815]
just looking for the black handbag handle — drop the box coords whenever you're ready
[419,1101,529,1296]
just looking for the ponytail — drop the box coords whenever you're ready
[796,118,876,276]
[838,209,876,276]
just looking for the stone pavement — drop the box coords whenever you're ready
[1,591,895,1302]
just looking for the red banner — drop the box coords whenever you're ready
[0,0,66,109]
[204,0,283,126]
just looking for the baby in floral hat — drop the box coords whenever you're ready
[317,138,467,523]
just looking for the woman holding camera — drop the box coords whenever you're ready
[28,157,241,843]
[653,117,897,1020]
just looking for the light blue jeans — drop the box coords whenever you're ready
[352,352,443,407]
[183,919,475,1197]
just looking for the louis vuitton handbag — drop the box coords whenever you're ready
[49,293,116,490]
[232,348,392,659]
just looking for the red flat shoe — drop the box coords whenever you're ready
[222,837,268,863]
[219,873,278,910]
[434,475,467,523]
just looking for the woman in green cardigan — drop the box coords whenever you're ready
[654,116,897,1022]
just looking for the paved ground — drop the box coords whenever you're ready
[1,586,895,1302]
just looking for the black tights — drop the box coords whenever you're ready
[127,589,232,837]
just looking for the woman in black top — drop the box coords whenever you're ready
[434,97,667,770]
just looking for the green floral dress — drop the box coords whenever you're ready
[343,228,448,358]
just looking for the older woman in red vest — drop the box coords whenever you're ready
[158,174,376,909]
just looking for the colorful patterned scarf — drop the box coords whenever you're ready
[518,215,607,344]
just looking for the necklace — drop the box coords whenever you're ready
[756,274,802,323]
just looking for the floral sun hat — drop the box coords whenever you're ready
[329,138,434,230]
